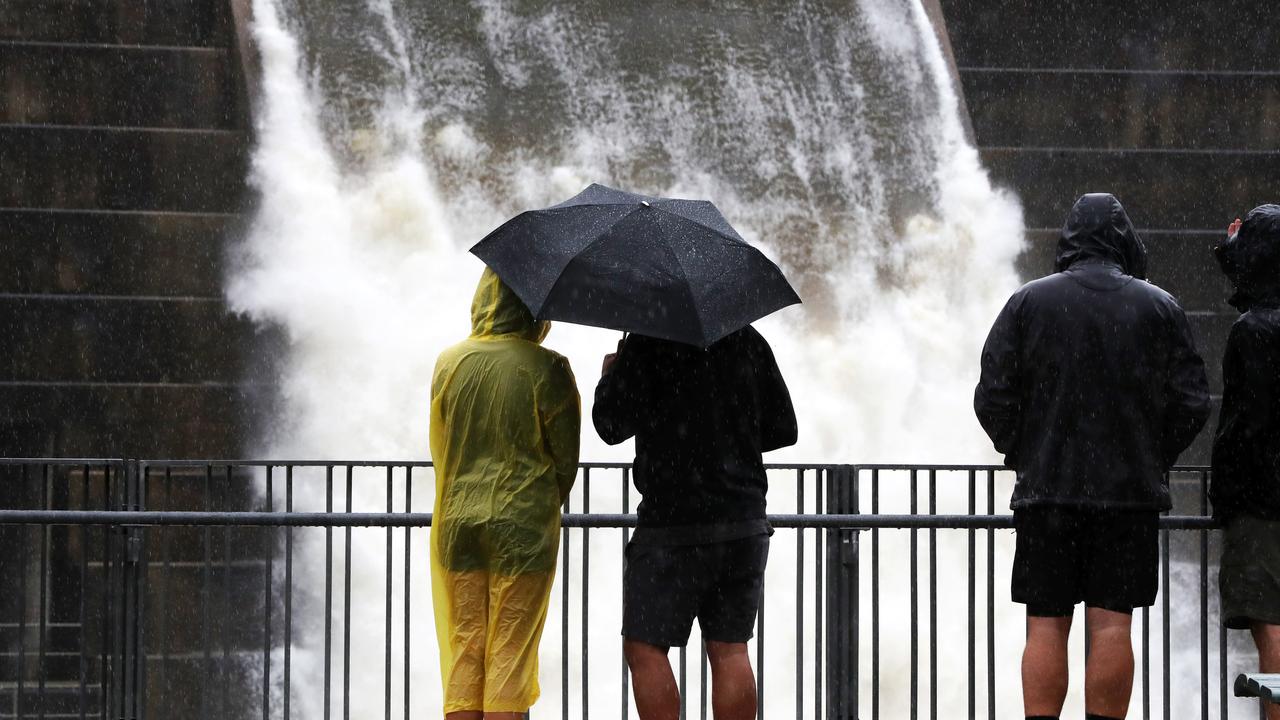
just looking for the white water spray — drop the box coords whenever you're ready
[225,0,1060,716]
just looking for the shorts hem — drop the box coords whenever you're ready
[1085,602,1139,615]
[443,703,534,714]
[1020,601,1074,617]
[1225,612,1280,629]
[621,630,685,650]
[700,633,754,644]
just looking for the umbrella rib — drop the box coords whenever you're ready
[649,211,709,345]
[533,205,650,319]
[652,206,745,244]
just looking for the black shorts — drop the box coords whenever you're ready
[622,534,769,648]
[1012,506,1158,617]
[1220,515,1280,629]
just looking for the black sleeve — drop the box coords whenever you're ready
[755,335,798,452]
[592,337,646,445]
[973,293,1024,467]
[1211,318,1272,517]
[1161,302,1211,468]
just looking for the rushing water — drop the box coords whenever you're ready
[228,0,1035,716]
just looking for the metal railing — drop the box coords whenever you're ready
[0,459,1262,719]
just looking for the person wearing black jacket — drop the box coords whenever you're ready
[975,193,1210,720]
[594,326,796,720]
[1212,205,1280,720]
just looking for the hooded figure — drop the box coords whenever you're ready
[974,194,1211,720]
[976,193,1209,508]
[1211,203,1280,673]
[429,267,580,715]
[1212,204,1280,522]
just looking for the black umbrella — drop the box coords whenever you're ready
[470,183,801,347]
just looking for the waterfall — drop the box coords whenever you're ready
[228,0,1032,716]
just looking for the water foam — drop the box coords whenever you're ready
[229,0,1037,716]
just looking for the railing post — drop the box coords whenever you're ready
[824,465,859,720]
[112,460,147,720]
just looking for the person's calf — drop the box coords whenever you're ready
[1252,623,1280,720]
[1084,607,1134,719]
[1254,622,1280,671]
[1023,614,1072,717]
[705,640,757,720]
[625,639,680,720]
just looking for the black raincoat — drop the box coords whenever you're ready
[975,193,1210,510]
[1210,204,1280,521]
[593,326,797,532]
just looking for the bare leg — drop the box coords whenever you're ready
[1252,623,1280,720]
[481,713,524,719]
[625,639,680,720]
[1084,607,1134,718]
[1023,614,1072,717]
[445,713,482,720]
[704,641,757,720]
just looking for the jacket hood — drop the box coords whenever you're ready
[1215,204,1280,311]
[470,267,550,342]
[1055,193,1148,279]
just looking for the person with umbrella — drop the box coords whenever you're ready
[595,325,796,720]
[474,184,800,720]
[429,267,580,719]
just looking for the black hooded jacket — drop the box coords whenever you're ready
[1210,204,1280,521]
[593,326,797,535]
[974,193,1211,510]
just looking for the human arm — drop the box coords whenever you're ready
[1210,318,1273,518]
[1161,303,1211,468]
[756,334,798,452]
[973,293,1024,466]
[592,336,645,445]
[543,355,582,503]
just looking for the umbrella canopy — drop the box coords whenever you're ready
[470,183,800,347]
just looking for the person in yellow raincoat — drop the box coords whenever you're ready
[430,267,580,719]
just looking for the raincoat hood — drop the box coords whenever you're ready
[1055,193,1148,279]
[469,267,550,342]
[1215,204,1280,312]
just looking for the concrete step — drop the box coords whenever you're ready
[142,525,278,565]
[0,125,246,213]
[979,146,1280,231]
[0,623,102,687]
[1,42,239,129]
[0,296,258,384]
[0,653,103,691]
[0,209,238,297]
[0,0,231,47]
[138,561,270,654]
[941,0,1277,71]
[0,682,104,719]
[1016,229,1234,314]
[0,624,90,654]
[1189,312,1234,396]
[962,69,1280,150]
[141,652,263,719]
[0,384,260,458]
[141,468,268,514]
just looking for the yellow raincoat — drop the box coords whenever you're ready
[430,268,580,714]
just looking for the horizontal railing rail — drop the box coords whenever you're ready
[0,460,1254,720]
[0,509,1220,529]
